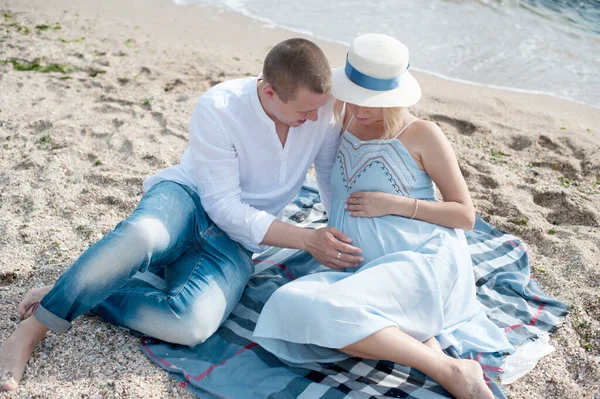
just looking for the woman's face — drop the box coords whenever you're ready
[346,103,384,126]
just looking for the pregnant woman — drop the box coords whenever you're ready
[253,34,513,399]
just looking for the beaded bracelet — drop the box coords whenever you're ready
[410,199,419,219]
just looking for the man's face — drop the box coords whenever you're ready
[271,87,330,128]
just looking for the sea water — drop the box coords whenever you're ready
[176,0,600,107]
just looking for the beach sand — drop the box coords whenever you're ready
[0,0,598,397]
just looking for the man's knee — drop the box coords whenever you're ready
[71,218,171,290]
[118,218,171,254]
[163,312,224,347]
[175,322,220,347]
[158,290,230,346]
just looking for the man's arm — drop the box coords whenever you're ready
[261,219,362,269]
[188,102,276,253]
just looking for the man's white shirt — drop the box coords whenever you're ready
[144,77,340,252]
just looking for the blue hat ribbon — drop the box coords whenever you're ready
[344,54,409,92]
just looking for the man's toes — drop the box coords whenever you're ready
[0,371,19,392]
[1,377,19,392]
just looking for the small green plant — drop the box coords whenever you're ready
[576,320,591,329]
[39,134,53,143]
[533,265,547,273]
[577,186,596,195]
[558,176,577,188]
[124,39,135,48]
[3,13,11,21]
[17,24,30,35]
[88,69,106,78]
[508,217,529,226]
[548,228,556,235]
[560,126,567,130]
[35,23,61,31]
[58,37,84,43]
[10,59,68,73]
[5,22,30,34]
[94,159,102,166]
[38,134,63,150]
[583,343,594,351]
[233,56,241,61]
[490,149,508,159]
[572,316,596,352]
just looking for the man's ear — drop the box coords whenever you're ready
[262,83,277,100]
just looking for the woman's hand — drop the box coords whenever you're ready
[345,192,399,217]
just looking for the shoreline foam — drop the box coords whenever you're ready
[177,0,600,109]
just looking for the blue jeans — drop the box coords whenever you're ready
[34,181,254,346]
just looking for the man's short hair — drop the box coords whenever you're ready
[262,38,331,103]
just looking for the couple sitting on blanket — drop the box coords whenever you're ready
[1,34,513,398]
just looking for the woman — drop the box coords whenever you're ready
[253,34,513,399]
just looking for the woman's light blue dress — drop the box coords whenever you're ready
[253,123,513,363]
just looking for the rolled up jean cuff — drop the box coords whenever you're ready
[34,303,71,333]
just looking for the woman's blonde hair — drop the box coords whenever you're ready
[333,99,405,139]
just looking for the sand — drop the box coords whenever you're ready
[0,0,598,397]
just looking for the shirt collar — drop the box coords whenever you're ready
[250,74,276,127]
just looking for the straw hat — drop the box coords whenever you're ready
[332,34,421,107]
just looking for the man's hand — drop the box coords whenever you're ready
[345,192,397,218]
[303,227,363,270]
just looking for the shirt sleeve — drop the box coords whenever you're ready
[313,116,341,216]
[187,101,276,253]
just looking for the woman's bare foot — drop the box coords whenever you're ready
[18,285,53,318]
[437,358,494,399]
[0,317,49,391]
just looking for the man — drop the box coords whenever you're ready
[0,38,363,391]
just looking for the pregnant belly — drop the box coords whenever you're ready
[338,214,438,266]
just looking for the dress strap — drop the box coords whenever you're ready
[393,119,418,139]
[343,113,355,133]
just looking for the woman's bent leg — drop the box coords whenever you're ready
[340,327,493,399]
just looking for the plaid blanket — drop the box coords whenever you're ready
[140,185,568,399]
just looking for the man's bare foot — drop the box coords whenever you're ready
[0,317,49,391]
[437,358,494,399]
[18,285,53,318]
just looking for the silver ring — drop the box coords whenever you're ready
[337,252,341,259]
[355,197,359,204]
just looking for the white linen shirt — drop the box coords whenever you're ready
[143,77,340,252]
